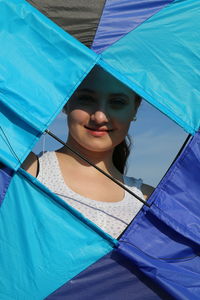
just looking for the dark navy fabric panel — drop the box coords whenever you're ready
[45,250,171,300]
[27,0,106,48]
[119,131,200,299]
[92,0,174,53]
[0,163,14,206]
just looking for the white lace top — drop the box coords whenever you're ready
[37,152,145,239]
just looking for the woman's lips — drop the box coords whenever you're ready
[84,126,112,137]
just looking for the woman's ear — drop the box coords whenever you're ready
[130,94,141,122]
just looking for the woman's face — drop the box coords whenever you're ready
[66,67,137,153]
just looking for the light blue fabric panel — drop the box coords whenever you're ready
[0,107,40,170]
[0,169,117,300]
[0,0,99,170]
[101,0,200,134]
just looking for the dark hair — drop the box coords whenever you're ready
[112,94,142,174]
[112,137,131,174]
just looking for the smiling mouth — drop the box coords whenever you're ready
[84,126,112,132]
[84,126,113,136]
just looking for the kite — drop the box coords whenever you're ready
[0,0,200,299]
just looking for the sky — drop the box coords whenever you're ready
[127,100,187,186]
[33,98,187,188]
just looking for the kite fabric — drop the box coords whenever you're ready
[0,0,200,172]
[91,0,174,53]
[0,0,99,170]
[0,168,117,300]
[26,0,200,134]
[45,251,171,300]
[0,164,13,206]
[101,0,200,134]
[31,132,200,299]
[27,0,174,53]
[119,131,200,300]
[27,0,106,48]
[1,0,200,299]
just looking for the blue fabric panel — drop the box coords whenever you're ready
[118,131,200,299]
[0,164,13,206]
[0,169,116,300]
[92,0,174,53]
[0,0,99,170]
[101,0,200,134]
[45,250,171,300]
[0,104,41,170]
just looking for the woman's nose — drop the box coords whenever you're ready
[91,109,109,124]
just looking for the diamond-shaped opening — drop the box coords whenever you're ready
[33,64,187,189]
[28,64,188,240]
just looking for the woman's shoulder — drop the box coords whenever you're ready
[124,175,143,189]
[22,151,57,177]
[124,175,154,200]
[21,151,38,177]
[141,183,154,200]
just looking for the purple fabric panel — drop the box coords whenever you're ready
[118,131,200,299]
[0,164,14,206]
[45,250,171,300]
[91,0,174,53]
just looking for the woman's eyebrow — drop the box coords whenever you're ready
[77,88,96,94]
[110,93,129,99]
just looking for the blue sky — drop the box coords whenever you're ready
[127,100,187,186]
[33,99,187,188]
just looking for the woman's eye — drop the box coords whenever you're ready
[77,95,94,104]
[109,98,127,107]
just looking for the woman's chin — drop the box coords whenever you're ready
[76,139,115,154]
[82,145,114,154]
[68,133,117,153]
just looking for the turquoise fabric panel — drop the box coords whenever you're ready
[0,0,99,170]
[0,169,116,300]
[101,0,200,134]
[0,105,40,170]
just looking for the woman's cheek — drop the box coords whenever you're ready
[68,109,89,125]
[114,106,135,122]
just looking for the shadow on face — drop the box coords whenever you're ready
[64,65,141,116]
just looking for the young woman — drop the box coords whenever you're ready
[23,66,153,238]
